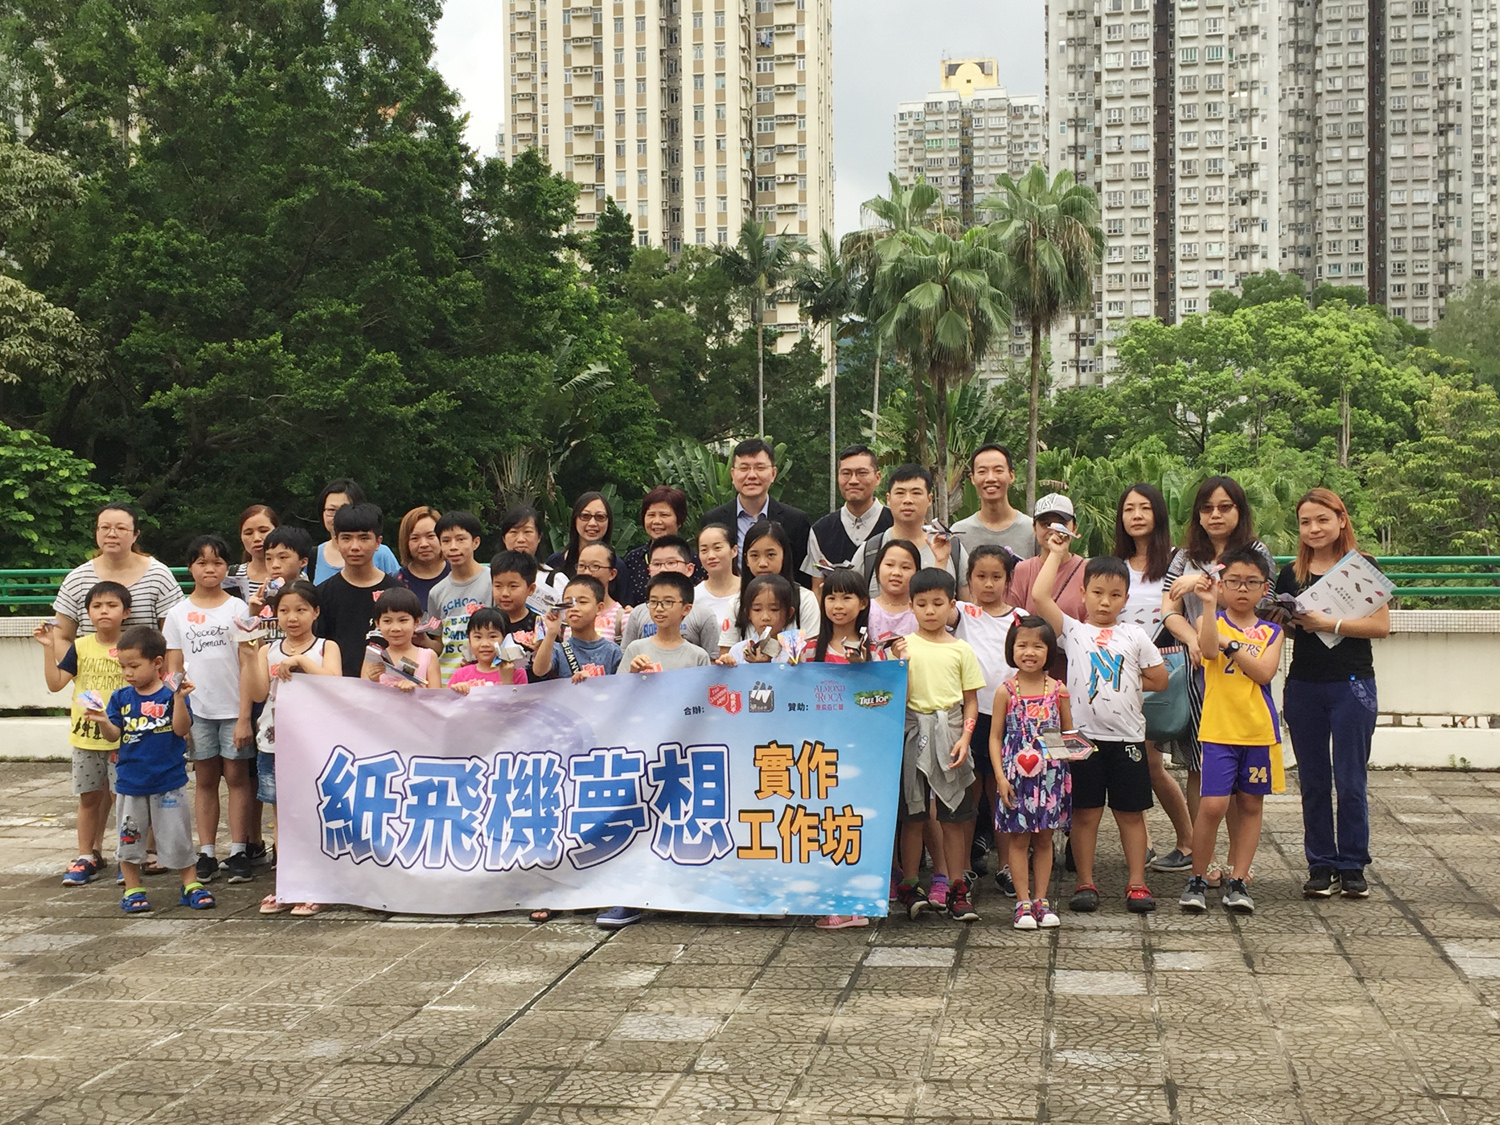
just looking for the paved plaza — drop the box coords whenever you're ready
[1,760,1499,1125]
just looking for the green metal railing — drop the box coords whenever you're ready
[4,558,1499,611]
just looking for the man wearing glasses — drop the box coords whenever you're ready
[700,438,814,586]
[802,444,895,597]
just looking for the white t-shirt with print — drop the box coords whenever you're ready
[1058,616,1164,742]
[163,596,250,719]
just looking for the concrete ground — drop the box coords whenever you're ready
[1,760,1499,1125]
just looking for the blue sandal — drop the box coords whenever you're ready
[120,890,151,913]
[179,885,216,910]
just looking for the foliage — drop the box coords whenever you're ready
[0,422,116,567]
[1430,278,1500,391]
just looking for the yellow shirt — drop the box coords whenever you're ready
[68,634,126,751]
[1199,612,1283,749]
[905,633,986,714]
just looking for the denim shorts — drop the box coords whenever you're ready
[256,751,276,805]
[191,715,254,762]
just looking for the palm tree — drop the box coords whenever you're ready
[713,218,807,437]
[872,226,1011,521]
[843,174,957,435]
[793,230,860,509]
[982,165,1104,510]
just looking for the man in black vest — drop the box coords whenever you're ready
[700,438,814,588]
[802,444,894,597]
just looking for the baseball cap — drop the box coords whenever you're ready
[1033,493,1075,519]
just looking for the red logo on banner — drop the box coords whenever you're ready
[708,685,743,714]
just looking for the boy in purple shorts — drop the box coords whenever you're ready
[1175,547,1286,915]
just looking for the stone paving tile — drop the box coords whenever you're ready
[6,762,1500,1125]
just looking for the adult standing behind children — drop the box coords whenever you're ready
[546,492,614,581]
[53,504,185,639]
[1276,488,1389,900]
[952,445,1037,559]
[853,465,967,600]
[803,444,893,597]
[394,506,450,610]
[1006,495,1087,620]
[498,505,567,596]
[316,504,401,678]
[618,487,702,606]
[311,479,401,583]
[224,505,278,603]
[700,438,813,586]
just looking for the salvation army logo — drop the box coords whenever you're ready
[708,684,743,714]
[187,611,207,625]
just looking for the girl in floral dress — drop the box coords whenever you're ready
[989,615,1074,931]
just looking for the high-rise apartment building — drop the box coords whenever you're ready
[505,0,833,338]
[1047,0,1499,378]
[892,60,1045,375]
[893,59,1046,226]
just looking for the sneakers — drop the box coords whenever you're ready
[994,865,1016,898]
[62,856,99,887]
[1340,869,1370,898]
[1125,884,1157,913]
[1223,878,1255,914]
[224,851,254,884]
[1302,867,1339,898]
[948,878,978,922]
[1034,899,1060,928]
[927,876,950,911]
[247,841,271,866]
[1068,884,1100,913]
[1150,847,1194,873]
[895,881,930,920]
[194,852,218,884]
[1179,876,1209,913]
[595,906,643,928]
[1013,900,1038,930]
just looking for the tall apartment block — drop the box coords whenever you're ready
[1047,0,1499,378]
[505,0,834,338]
[893,59,1046,226]
[892,60,1046,375]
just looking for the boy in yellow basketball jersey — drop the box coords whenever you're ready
[1174,547,1285,915]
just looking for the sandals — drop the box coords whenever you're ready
[259,894,293,914]
[815,914,869,930]
[529,909,554,923]
[120,890,151,914]
[289,902,322,917]
[179,885,216,910]
[142,851,170,876]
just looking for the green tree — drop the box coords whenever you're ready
[0,421,116,567]
[982,164,1103,510]
[872,226,1010,521]
[583,196,635,299]
[1431,278,1500,390]
[712,218,807,438]
[1208,269,1307,315]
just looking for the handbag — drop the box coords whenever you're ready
[1144,644,1192,743]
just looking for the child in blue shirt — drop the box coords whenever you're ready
[530,576,623,680]
[88,625,216,914]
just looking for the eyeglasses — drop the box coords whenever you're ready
[574,562,613,574]
[1199,503,1238,516]
[1221,577,1266,591]
[649,558,693,573]
[648,598,683,609]
[578,513,609,524]
[838,468,874,479]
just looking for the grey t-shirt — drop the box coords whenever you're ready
[950,512,1037,560]
[855,529,968,598]
[621,602,723,653]
[623,637,712,671]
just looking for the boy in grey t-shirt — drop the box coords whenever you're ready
[624,574,711,672]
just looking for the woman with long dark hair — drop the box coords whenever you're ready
[545,492,613,579]
[1112,483,1193,872]
[1159,475,1275,885]
[1277,488,1389,899]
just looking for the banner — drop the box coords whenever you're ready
[274,662,907,917]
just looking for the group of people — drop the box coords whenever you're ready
[32,438,1389,928]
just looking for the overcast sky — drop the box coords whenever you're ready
[432,0,1045,236]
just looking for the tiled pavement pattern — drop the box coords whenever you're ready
[2,761,1499,1125]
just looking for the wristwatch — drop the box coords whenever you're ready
[1224,640,1242,656]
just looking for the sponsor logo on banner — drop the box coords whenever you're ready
[748,681,774,713]
[854,690,893,709]
[708,684,742,714]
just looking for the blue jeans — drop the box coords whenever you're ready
[1284,677,1377,872]
[256,751,276,805]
